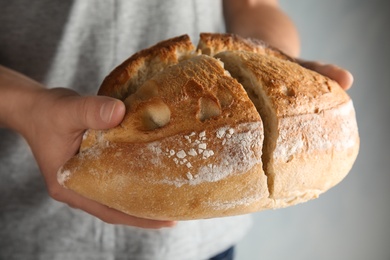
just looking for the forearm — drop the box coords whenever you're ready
[0,65,44,132]
[223,0,300,57]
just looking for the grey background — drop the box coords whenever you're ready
[236,0,390,259]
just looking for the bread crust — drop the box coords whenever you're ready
[198,33,292,61]
[98,35,195,100]
[58,33,359,220]
[215,50,359,207]
[60,122,266,220]
[59,54,267,220]
[272,100,359,205]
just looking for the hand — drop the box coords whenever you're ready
[297,59,354,90]
[31,88,176,228]
[11,82,176,229]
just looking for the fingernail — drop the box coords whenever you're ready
[161,221,178,228]
[100,101,117,124]
[168,221,178,227]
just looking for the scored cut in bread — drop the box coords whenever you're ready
[57,33,359,220]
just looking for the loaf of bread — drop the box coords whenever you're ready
[57,33,359,220]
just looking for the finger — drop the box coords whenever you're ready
[298,60,354,90]
[67,95,126,131]
[311,64,354,90]
[71,195,177,229]
[51,185,177,229]
[330,66,354,90]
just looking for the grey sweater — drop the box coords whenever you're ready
[0,1,252,259]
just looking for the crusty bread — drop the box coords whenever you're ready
[215,51,359,206]
[58,33,359,220]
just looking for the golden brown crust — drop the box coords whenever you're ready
[98,35,195,100]
[271,101,360,205]
[215,50,350,117]
[83,55,262,147]
[60,122,266,220]
[198,33,293,61]
[58,33,359,220]
[60,53,267,220]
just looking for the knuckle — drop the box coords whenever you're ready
[77,96,99,129]
[76,97,91,126]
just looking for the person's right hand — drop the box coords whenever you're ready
[0,66,176,229]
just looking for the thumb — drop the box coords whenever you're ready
[69,95,126,131]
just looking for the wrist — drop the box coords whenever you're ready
[224,1,300,57]
[0,65,46,134]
